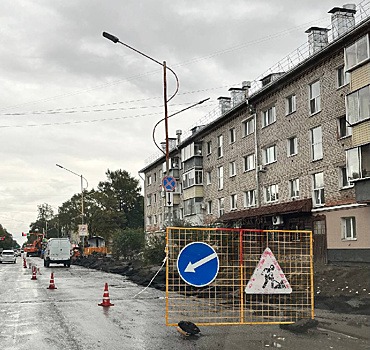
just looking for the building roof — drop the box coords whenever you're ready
[219,199,312,222]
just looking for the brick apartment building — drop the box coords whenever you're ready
[140,4,370,263]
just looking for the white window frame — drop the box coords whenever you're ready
[217,166,224,190]
[313,172,325,206]
[146,194,152,206]
[217,135,223,158]
[346,85,370,125]
[285,94,296,115]
[309,80,321,115]
[337,65,349,88]
[218,198,225,216]
[242,116,255,137]
[337,115,352,138]
[289,178,300,198]
[311,126,323,161]
[346,144,370,180]
[207,201,213,215]
[341,217,357,240]
[287,136,298,156]
[345,34,370,71]
[229,161,236,177]
[206,171,211,185]
[262,106,276,127]
[263,145,277,165]
[265,184,279,203]
[206,141,212,155]
[229,128,236,144]
[147,175,152,186]
[230,194,237,210]
[244,189,256,208]
[244,153,255,171]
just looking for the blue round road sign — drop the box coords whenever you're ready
[162,176,176,192]
[177,242,219,287]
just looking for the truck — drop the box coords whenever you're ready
[23,233,44,257]
[43,238,72,267]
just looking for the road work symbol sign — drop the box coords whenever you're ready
[245,247,292,294]
[177,242,219,288]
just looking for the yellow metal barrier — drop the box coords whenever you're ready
[166,227,314,326]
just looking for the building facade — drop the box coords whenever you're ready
[140,4,370,263]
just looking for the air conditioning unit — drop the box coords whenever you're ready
[258,165,267,172]
[272,215,283,225]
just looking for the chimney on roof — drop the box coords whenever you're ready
[329,4,356,40]
[305,27,329,55]
[160,138,177,152]
[176,129,182,145]
[217,96,231,115]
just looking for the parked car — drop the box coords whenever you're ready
[44,238,72,267]
[0,250,17,264]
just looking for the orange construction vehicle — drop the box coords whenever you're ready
[24,233,44,257]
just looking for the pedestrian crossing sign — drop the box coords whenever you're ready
[245,247,292,294]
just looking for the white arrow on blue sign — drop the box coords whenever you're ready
[177,242,219,287]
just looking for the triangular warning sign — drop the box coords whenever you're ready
[245,247,292,294]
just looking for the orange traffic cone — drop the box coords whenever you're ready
[98,283,114,307]
[31,266,37,280]
[23,258,27,268]
[47,272,57,289]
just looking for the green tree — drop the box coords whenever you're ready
[97,169,144,229]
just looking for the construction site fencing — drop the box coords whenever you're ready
[166,227,314,326]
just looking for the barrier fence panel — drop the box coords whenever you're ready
[166,227,314,326]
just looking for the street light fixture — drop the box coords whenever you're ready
[56,164,88,247]
[102,31,179,173]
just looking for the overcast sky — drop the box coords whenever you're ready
[0,0,346,245]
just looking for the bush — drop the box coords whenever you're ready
[143,234,166,265]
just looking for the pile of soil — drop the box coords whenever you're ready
[73,256,370,315]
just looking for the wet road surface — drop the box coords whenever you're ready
[0,257,369,349]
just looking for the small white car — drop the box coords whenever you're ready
[0,250,17,264]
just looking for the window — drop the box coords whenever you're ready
[146,194,152,206]
[153,215,157,225]
[242,116,255,136]
[311,126,323,160]
[262,106,276,127]
[153,173,157,183]
[229,161,236,177]
[337,115,352,138]
[244,153,255,171]
[346,85,370,125]
[206,141,212,155]
[244,190,256,207]
[309,80,321,115]
[265,184,279,203]
[313,172,325,206]
[206,171,211,185]
[229,128,236,144]
[341,217,356,240]
[285,94,296,115]
[147,175,152,186]
[230,194,237,210]
[337,66,349,88]
[263,145,277,165]
[184,198,195,216]
[339,166,351,188]
[147,216,152,226]
[217,166,224,190]
[287,136,298,156]
[346,144,370,180]
[289,178,300,198]
[153,193,157,203]
[218,198,225,216]
[217,135,223,158]
[345,34,369,70]
[207,201,212,215]
[182,169,203,189]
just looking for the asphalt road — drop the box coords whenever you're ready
[0,257,369,350]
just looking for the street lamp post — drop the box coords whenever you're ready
[102,31,179,175]
[56,164,88,248]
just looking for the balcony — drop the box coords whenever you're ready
[354,177,370,203]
